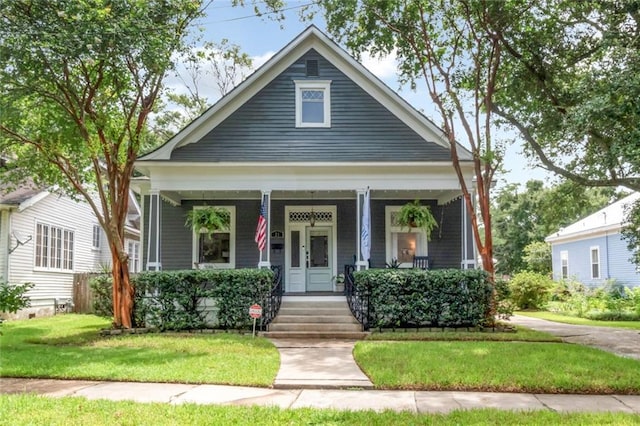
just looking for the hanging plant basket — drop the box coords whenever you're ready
[185,206,230,237]
[397,200,438,241]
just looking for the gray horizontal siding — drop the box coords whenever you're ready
[369,198,463,269]
[171,49,451,162]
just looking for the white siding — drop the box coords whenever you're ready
[0,210,9,281]
[8,193,106,307]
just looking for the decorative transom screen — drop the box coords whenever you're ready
[288,211,333,223]
[390,211,402,227]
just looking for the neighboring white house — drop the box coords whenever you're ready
[0,180,141,319]
[546,192,640,288]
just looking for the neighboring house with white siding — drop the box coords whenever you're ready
[0,180,141,318]
[546,192,640,288]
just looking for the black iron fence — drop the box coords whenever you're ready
[344,264,370,331]
[260,265,283,330]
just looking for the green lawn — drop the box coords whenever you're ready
[2,395,639,426]
[366,326,561,342]
[0,315,279,386]
[354,341,640,393]
[516,311,640,330]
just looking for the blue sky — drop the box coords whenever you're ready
[182,1,554,188]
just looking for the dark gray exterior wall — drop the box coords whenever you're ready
[143,196,467,272]
[170,49,451,162]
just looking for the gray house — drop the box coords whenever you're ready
[134,26,476,294]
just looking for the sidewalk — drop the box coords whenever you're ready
[2,377,640,413]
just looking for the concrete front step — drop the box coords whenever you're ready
[261,331,370,339]
[278,308,352,316]
[269,322,362,332]
[280,301,350,309]
[269,296,365,339]
[273,315,360,324]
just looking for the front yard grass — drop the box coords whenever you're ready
[354,341,640,394]
[2,395,640,426]
[516,311,640,330]
[366,326,561,342]
[0,314,279,386]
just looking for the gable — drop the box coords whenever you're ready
[170,49,452,163]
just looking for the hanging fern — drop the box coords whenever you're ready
[397,200,438,241]
[185,207,230,237]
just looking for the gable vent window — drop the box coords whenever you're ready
[306,59,319,77]
[294,80,331,128]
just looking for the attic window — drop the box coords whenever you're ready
[294,80,331,128]
[306,59,319,77]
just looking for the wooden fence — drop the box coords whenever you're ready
[73,273,99,313]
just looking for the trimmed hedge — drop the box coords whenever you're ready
[90,269,273,330]
[354,269,493,329]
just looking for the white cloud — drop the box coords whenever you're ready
[252,51,275,69]
[360,49,398,80]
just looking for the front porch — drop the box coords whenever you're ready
[138,187,476,293]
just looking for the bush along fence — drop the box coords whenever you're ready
[353,268,494,330]
[91,269,274,331]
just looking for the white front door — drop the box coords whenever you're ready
[305,226,332,292]
[285,206,337,293]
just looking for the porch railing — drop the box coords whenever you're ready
[344,264,370,331]
[260,265,283,330]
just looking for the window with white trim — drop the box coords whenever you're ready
[590,246,600,279]
[192,206,236,268]
[92,224,101,250]
[127,240,140,273]
[35,222,74,271]
[385,206,428,267]
[560,250,569,279]
[294,80,331,127]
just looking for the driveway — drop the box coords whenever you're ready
[509,315,640,360]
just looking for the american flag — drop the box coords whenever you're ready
[255,202,267,252]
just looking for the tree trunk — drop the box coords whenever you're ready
[110,245,134,328]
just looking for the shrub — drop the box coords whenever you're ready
[0,281,34,314]
[583,311,640,321]
[354,268,493,328]
[508,271,553,310]
[91,269,273,330]
[90,275,113,317]
[495,277,515,320]
[628,287,640,316]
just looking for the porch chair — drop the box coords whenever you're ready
[412,256,430,270]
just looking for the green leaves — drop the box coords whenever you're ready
[185,207,231,237]
[354,269,493,329]
[91,269,274,331]
[0,282,34,314]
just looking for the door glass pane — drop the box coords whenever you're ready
[290,231,300,268]
[309,233,328,267]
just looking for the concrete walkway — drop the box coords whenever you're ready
[2,378,640,413]
[270,339,373,389]
[509,315,640,360]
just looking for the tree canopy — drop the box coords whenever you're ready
[492,180,616,275]
[0,0,205,328]
[483,0,640,191]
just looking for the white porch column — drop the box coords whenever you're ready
[356,189,369,271]
[145,190,162,271]
[258,190,271,269]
